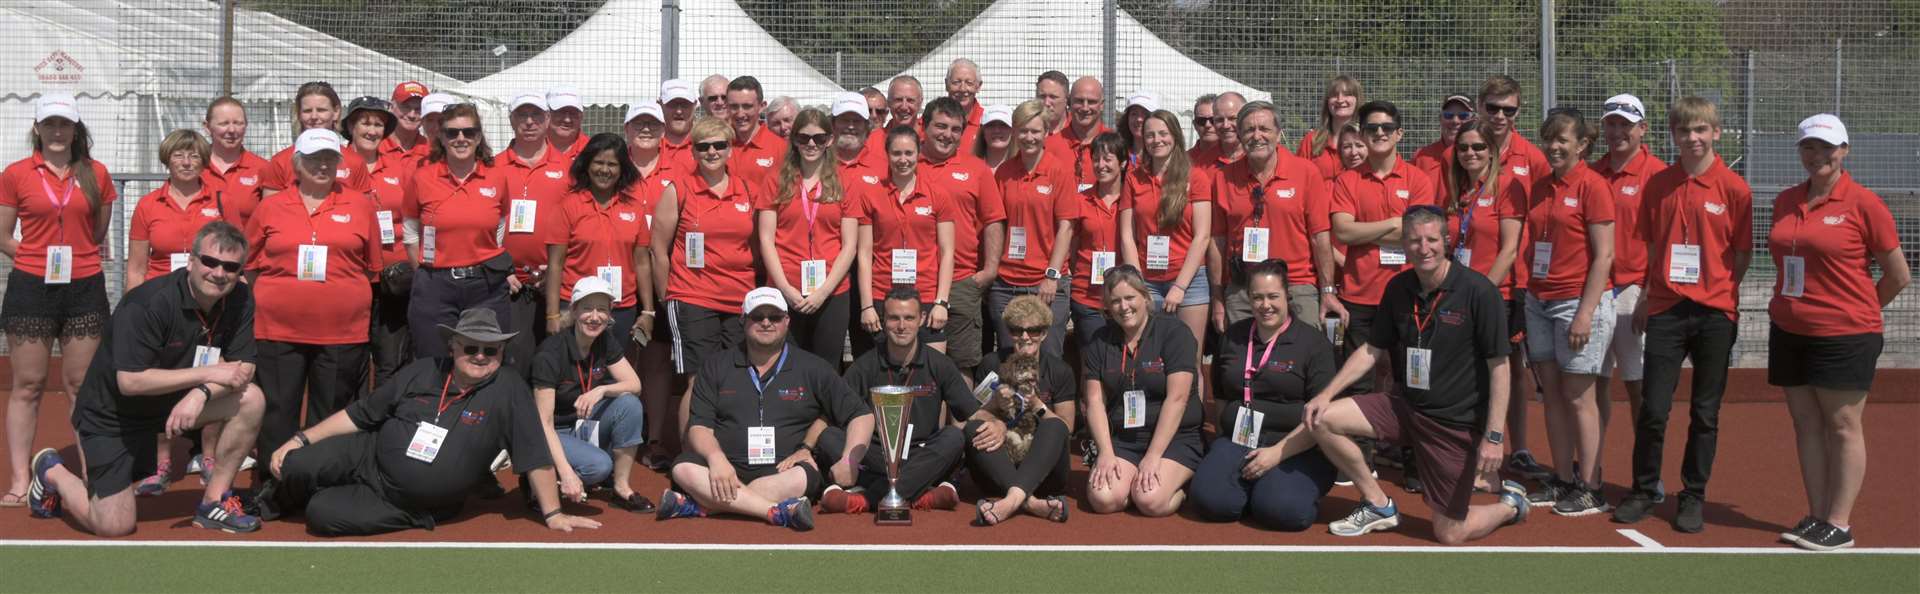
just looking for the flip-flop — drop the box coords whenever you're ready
[970,498,1002,527]
[0,492,25,508]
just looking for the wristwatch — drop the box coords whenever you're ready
[1320,286,1339,295]
[1044,268,1062,280]
[1485,430,1505,445]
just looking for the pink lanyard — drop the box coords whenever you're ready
[799,181,822,260]
[38,170,76,243]
[1241,316,1291,404]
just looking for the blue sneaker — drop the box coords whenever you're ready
[193,491,261,533]
[28,448,61,519]
[770,497,814,532]
[654,489,705,521]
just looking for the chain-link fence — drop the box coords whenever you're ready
[3,0,1915,365]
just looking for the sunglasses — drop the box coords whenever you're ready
[1441,111,1475,121]
[1482,104,1520,117]
[1249,185,1267,222]
[1196,116,1225,126]
[442,126,481,139]
[747,312,788,324]
[197,254,243,273]
[461,344,502,357]
[693,141,729,153]
[1009,325,1049,337]
[792,132,832,147]
[1457,142,1491,153]
[703,95,726,105]
[1360,122,1401,134]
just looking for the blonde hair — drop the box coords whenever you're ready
[1010,99,1048,132]
[1001,294,1054,329]
[157,129,212,168]
[690,116,731,144]
[1668,96,1720,130]
[1144,110,1191,231]
[774,108,843,206]
[1313,75,1363,158]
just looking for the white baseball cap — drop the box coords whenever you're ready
[624,102,664,124]
[1798,113,1849,146]
[547,87,584,112]
[1602,94,1646,124]
[741,287,788,315]
[421,93,457,117]
[509,92,548,112]
[830,92,869,121]
[1125,90,1161,114]
[570,276,617,308]
[982,104,1013,127]
[34,93,81,123]
[294,129,344,155]
[660,78,699,105]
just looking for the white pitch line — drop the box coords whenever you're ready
[0,539,1915,555]
[1617,529,1665,549]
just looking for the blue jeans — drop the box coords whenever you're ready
[555,392,646,485]
[1071,300,1108,354]
[1188,438,1337,531]
[987,279,1071,358]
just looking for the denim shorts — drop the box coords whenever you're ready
[1145,265,1211,308]
[1524,290,1616,375]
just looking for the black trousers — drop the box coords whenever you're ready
[789,292,851,366]
[1633,300,1737,501]
[408,264,510,359]
[504,287,546,380]
[816,424,965,504]
[255,340,368,477]
[965,417,1070,499]
[273,433,436,536]
[370,287,412,389]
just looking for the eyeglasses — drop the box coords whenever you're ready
[1457,142,1491,153]
[1009,325,1049,337]
[1482,103,1519,117]
[1441,111,1475,122]
[442,126,481,139]
[747,311,788,324]
[1360,122,1401,135]
[1602,101,1643,119]
[703,95,726,105]
[792,132,832,147]
[196,254,243,273]
[692,140,729,153]
[461,344,501,357]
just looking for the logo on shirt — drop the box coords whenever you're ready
[952,172,970,181]
[334,168,351,179]
[1477,196,1496,207]
[460,409,487,425]
[1512,166,1531,177]
[777,386,807,401]
[1823,215,1847,225]
[755,158,775,168]
[1276,188,1296,199]
[1703,201,1726,215]
[1562,196,1579,208]
[863,175,880,185]
[661,179,673,187]
[200,208,220,217]
[1622,185,1639,196]
[545,170,564,179]
[1395,189,1410,199]
[331,214,351,223]
[383,176,401,186]
[734,202,750,213]
[1036,185,1053,195]
[914,205,933,216]
[1266,360,1296,373]
[1439,310,1466,326]
[618,212,637,222]
[238,176,257,186]
[1141,359,1166,373]
[478,187,498,198]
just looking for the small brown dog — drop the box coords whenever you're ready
[981,352,1047,464]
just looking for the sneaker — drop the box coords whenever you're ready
[134,471,171,498]
[489,450,512,473]
[1526,478,1570,508]
[1329,500,1399,536]
[189,455,213,484]
[1506,450,1551,480]
[1552,486,1608,517]
[28,448,62,519]
[771,497,814,532]
[1402,470,1425,494]
[1079,438,1098,467]
[193,491,262,533]
[1650,480,1668,504]
[655,489,705,521]
[819,485,867,514]
[238,456,257,472]
[913,482,959,511]
[1612,492,1657,524]
[1780,515,1820,544]
[1673,495,1706,533]
[1794,522,1854,552]
[1500,484,1530,526]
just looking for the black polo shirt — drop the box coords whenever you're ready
[71,268,257,436]
[691,344,868,469]
[1367,263,1509,429]
[976,349,1077,407]
[528,329,625,428]
[1083,314,1201,441]
[844,342,975,447]
[1215,316,1336,445]
[348,357,553,510]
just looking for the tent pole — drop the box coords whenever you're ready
[661,0,681,81]
[220,0,234,96]
[1102,0,1116,125]
[1539,0,1555,114]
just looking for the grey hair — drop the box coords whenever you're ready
[947,58,979,79]
[767,96,799,116]
[191,220,248,258]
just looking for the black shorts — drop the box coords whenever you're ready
[669,452,826,501]
[1506,295,1527,345]
[1,269,109,341]
[78,429,160,498]
[1111,429,1206,471]
[1768,325,1883,392]
[667,300,744,375]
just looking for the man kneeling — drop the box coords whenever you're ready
[30,222,266,536]
[262,308,599,535]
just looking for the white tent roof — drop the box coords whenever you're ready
[879,0,1268,136]
[455,0,846,109]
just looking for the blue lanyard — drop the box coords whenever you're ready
[748,344,790,425]
[1455,184,1481,250]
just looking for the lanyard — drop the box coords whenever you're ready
[748,344,790,425]
[1410,289,1448,349]
[38,169,76,243]
[799,180,822,260]
[300,191,329,245]
[574,350,596,398]
[591,192,629,267]
[1537,178,1560,242]
[193,299,224,347]
[1120,317,1148,391]
[887,350,918,389]
[886,181,921,249]
[1455,183,1481,250]
[435,373,475,424]
[1242,316,1290,405]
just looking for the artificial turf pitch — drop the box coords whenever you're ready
[2,547,1915,593]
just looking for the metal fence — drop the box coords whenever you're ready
[3,0,1915,365]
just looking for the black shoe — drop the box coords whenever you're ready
[1780,515,1820,544]
[1673,495,1706,533]
[1552,486,1608,517]
[1795,521,1854,551]
[1526,478,1570,508]
[247,482,280,521]
[1612,492,1656,524]
[611,491,657,514]
[1402,472,1425,494]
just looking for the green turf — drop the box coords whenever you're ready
[1,547,1915,593]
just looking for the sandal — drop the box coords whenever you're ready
[0,492,25,508]
[1043,495,1070,523]
[971,498,1003,527]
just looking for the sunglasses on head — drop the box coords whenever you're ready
[1482,103,1519,117]
[693,140,729,153]
[442,126,481,139]
[197,254,243,273]
[747,311,788,324]
[1603,102,1643,119]
[1441,111,1476,122]
[792,132,832,147]
[461,344,501,357]
[1360,122,1401,134]
[1009,325,1049,337]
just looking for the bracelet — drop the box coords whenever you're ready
[639,310,656,317]
[542,509,563,521]
[546,313,564,320]
[192,385,213,400]
[294,432,311,447]
[861,305,876,313]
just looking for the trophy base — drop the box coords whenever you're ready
[874,507,913,526]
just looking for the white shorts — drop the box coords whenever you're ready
[1599,285,1646,381]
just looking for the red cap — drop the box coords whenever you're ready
[391,81,429,104]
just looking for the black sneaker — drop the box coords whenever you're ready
[1780,515,1820,544]
[1402,467,1425,494]
[1673,495,1706,533]
[1795,521,1854,552]
[1506,450,1552,480]
[1526,478,1570,508]
[1612,492,1657,524]
[1552,486,1608,517]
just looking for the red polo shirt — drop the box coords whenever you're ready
[959,102,985,152]
[1412,140,1451,183]
[1071,188,1123,308]
[263,145,371,193]
[495,147,571,282]
[1525,162,1616,301]
[360,153,414,266]
[1120,164,1212,283]
[1295,130,1344,180]
[861,170,955,302]
[1329,157,1436,305]
[549,135,586,162]
[1592,146,1667,288]
[1212,153,1330,287]
[243,187,382,344]
[919,152,1005,281]
[729,126,787,191]
[995,152,1082,287]
[1768,173,1899,336]
[1187,143,1221,169]
[664,173,760,313]
[129,182,227,280]
[378,134,431,164]
[1444,175,1528,298]
[1498,133,1551,199]
[1051,124,1110,186]
[1636,156,1753,317]
[0,153,117,278]
[660,136,697,175]
[634,163,683,234]
[403,160,510,268]
[755,181,858,297]
[202,150,272,224]
[553,188,651,308]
